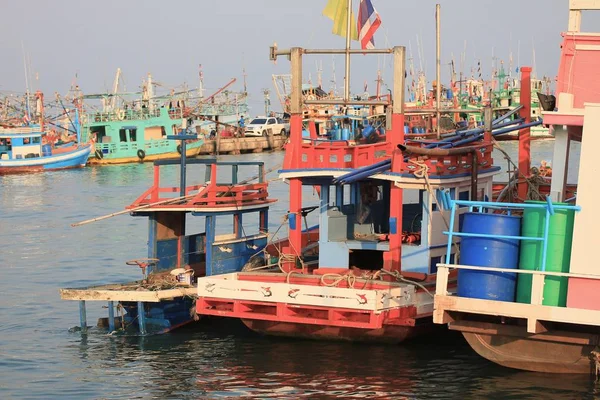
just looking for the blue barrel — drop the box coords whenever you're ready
[362,125,375,138]
[302,129,310,138]
[42,144,52,157]
[341,128,350,140]
[446,89,453,100]
[404,125,410,134]
[412,126,419,133]
[332,128,341,140]
[457,212,521,302]
[418,127,426,134]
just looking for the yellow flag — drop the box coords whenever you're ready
[322,0,358,41]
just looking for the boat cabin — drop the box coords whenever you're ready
[0,127,47,160]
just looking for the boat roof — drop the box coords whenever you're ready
[0,126,43,138]
[279,167,501,186]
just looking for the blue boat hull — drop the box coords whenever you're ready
[0,144,92,175]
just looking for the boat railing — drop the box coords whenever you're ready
[88,108,163,123]
[128,160,272,209]
[434,198,586,333]
[296,140,392,170]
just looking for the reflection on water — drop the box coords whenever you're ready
[0,145,596,399]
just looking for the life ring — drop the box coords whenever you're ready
[177,144,182,155]
[117,110,125,120]
[95,149,103,159]
[137,149,146,160]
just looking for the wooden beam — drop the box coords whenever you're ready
[435,294,600,328]
[60,287,196,302]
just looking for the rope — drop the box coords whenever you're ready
[320,273,357,289]
[409,160,460,258]
[379,269,434,298]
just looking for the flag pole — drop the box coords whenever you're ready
[436,3,441,139]
[344,0,352,102]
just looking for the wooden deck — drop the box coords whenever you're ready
[59,282,196,302]
[434,264,600,334]
[198,136,286,155]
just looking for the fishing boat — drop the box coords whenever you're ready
[0,91,91,175]
[81,70,204,164]
[433,0,600,375]
[59,135,276,335]
[193,21,539,342]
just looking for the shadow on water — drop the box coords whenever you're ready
[61,319,600,399]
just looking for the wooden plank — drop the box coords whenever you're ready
[59,287,196,302]
[437,263,600,280]
[571,0,600,10]
[197,274,414,311]
[435,294,600,327]
[449,320,600,345]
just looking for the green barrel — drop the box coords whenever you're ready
[516,201,575,306]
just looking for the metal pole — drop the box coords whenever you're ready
[79,300,87,333]
[344,0,352,102]
[137,301,146,335]
[108,301,115,332]
[436,4,442,139]
[180,139,187,198]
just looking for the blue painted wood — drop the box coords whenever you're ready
[79,300,87,333]
[205,216,216,276]
[318,242,349,268]
[211,236,268,275]
[108,301,115,332]
[137,302,146,335]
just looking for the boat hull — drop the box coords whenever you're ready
[88,141,203,165]
[242,318,436,343]
[0,144,92,175]
[462,332,595,374]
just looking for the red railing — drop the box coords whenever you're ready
[127,161,274,210]
[294,141,393,170]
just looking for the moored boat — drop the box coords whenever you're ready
[81,70,204,164]
[0,91,91,175]
[193,34,537,343]
[433,0,600,375]
[60,136,276,335]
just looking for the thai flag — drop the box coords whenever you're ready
[358,0,381,50]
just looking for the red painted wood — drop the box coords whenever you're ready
[518,66,532,200]
[567,278,600,310]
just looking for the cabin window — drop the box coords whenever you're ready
[402,189,422,245]
[129,129,137,142]
[161,126,167,137]
[459,190,469,207]
[32,137,41,144]
[119,129,127,142]
[240,212,261,237]
[172,125,179,135]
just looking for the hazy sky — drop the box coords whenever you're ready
[1,0,597,113]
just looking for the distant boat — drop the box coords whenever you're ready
[81,70,205,165]
[0,125,91,175]
[84,106,203,164]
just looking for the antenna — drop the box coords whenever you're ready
[21,42,31,121]
[198,64,204,100]
[331,55,337,96]
[532,37,537,78]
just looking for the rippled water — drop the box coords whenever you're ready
[1,142,596,399]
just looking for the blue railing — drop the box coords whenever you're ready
[443,197,581,272]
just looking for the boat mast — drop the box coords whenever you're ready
[21,42,31,123]
[435,3,441,138]
[147,73,154,112]
[198,64,205,101]
[344,0,352,102]
[110,68,121,112]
